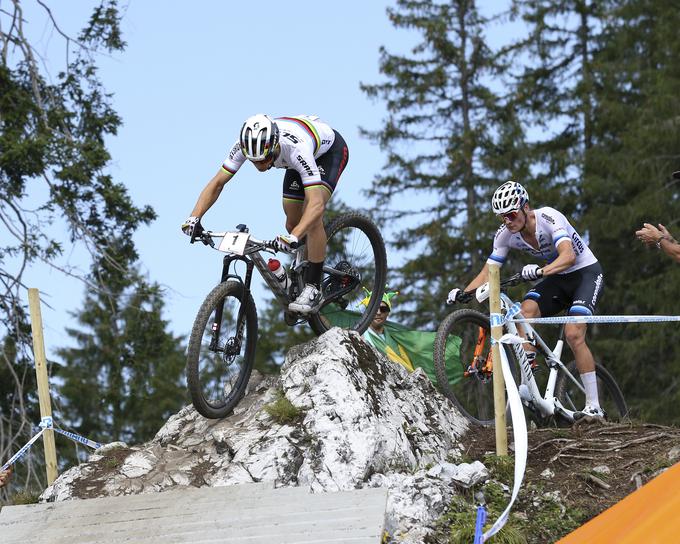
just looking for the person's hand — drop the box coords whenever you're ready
[635,223,662,247]
[0,467,12,488]
[446,288,471,304]
[521,264,542,281]
[181,216,203,239]
[275,233,299,252]
[658,223,675,242]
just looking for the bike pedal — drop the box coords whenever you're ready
[284,311,300,326]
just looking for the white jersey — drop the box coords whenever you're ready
[487,206,598,274]
[221,115,335,188]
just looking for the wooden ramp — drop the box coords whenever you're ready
[0,483,388,543]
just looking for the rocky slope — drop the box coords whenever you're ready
[35,327,680,543]
[40,328,484,542]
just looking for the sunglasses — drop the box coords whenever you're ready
[499,210,520,222]
[377,305,390,314]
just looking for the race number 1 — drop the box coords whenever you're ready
[218,232,250,255]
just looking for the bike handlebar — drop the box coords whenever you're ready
[191,227,291,255]
[452,269,543,305]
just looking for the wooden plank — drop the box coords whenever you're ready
[0,484,387,544]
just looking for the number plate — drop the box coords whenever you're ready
[218,232,250,255]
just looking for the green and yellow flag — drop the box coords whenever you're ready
[321,305,462,387]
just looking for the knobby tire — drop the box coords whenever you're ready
[308,212,387,336]
[186,281,258,419]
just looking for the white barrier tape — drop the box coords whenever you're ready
[491,333,526,346]
[482,336,528,541]
[512,314,680,325]
[1,429,45,471]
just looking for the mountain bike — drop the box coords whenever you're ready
[186,212,387,419]
[433,273,628,427]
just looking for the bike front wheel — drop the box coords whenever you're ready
[433,309,518,426]
[308,212,387,335]
[555,361,628,422]
[186,281,258,419]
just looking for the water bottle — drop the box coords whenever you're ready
[267,258,290,290]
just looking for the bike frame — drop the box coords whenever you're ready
[498,292,585,423]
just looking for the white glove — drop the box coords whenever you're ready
[521,264,542,281]
[275,233,299,252]
[181,216,203,237]
[446,287,469,304]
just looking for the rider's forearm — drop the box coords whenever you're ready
[465,263,490,292]
[190,171,231,218]
[541,241,576,275]
[541,254,575,275]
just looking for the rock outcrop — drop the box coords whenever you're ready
[41,328,485,542]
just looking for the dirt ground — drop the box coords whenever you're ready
[461,420,680,539]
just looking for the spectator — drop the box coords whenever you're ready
[0,467,12,488]
[635,222,680,262]
[360,289,415,372]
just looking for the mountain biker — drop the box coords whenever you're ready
[446,181,606,420]
[182,114,349,314]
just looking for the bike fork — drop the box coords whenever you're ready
[209,254,255,352]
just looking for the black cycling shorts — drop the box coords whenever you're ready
[282,130,349,202]
[523,262,604,317]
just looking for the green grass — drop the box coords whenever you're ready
[264,390,303,424]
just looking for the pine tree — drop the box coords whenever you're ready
[361,0,529,329]
[510,0,606,212]
[578,0,680,424]
[56,244,187,445]
[513,0,680,423]
[1,0,154,493]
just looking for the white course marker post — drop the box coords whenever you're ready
[488,264,508,456]
[28,288,58,485]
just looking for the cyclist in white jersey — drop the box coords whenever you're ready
[182,114,349,314]
[446,181,606,420]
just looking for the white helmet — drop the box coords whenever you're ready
[239,114,280,161]
[491,181,529,214]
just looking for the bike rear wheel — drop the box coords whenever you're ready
[186,281,257,419]
[308,212,387,335]
[433,309,518,426]
[555,361,628,422]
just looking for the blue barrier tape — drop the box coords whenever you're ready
[490,313,504,328]
[2,429,44,471]
[39,416,53,429]
[1,419,102,471]
[512,314,680,325]
[53,428,102,450]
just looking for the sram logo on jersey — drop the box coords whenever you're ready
[228,143,241,161]
[296,155,314,177]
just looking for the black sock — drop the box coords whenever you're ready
[305,261,324,288]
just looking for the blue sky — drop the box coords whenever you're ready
[19,1,518,358]
[19,1,413,356]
